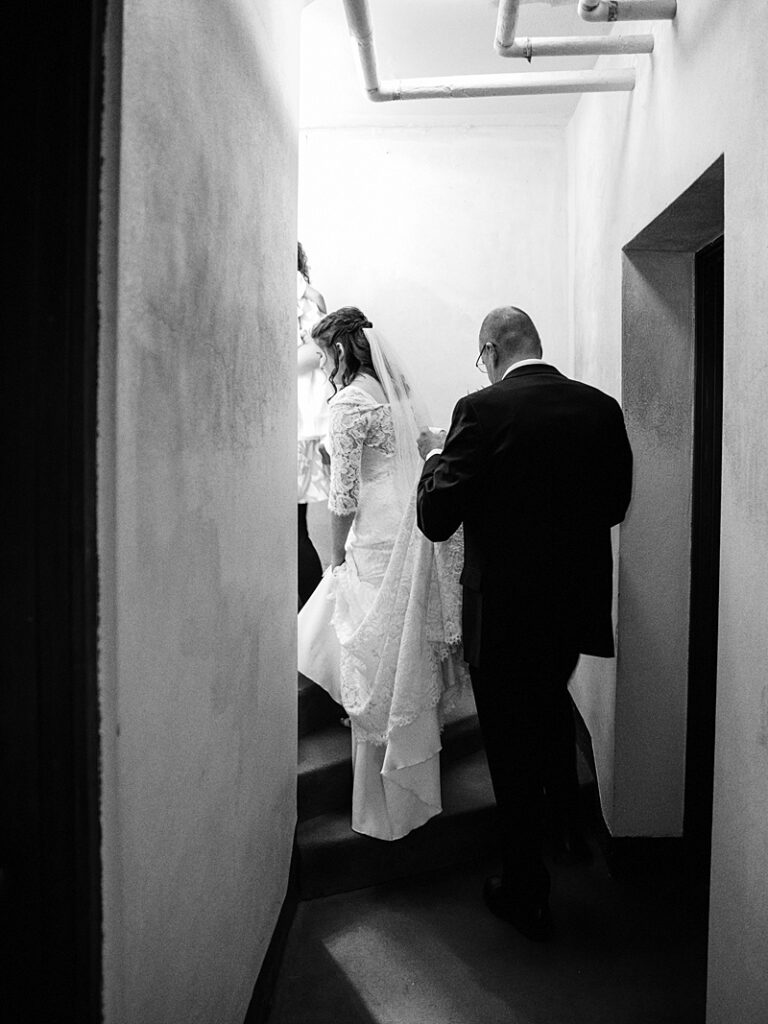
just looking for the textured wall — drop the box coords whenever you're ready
[566,2,768,1019]
[99,1,301,1021]
[299,126,570,426]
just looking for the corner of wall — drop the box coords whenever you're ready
[98,0,125,1017]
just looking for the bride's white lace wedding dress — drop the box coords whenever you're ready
[297,379,469,840]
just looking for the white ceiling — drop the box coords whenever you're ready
[300,0,612,128]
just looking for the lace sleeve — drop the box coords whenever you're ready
[328,397,371,515]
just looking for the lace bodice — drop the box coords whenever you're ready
[328,385,396,516]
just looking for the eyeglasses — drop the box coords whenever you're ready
[475,344,489,373]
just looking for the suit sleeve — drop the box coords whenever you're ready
[604,399,633,527]
[417,395,485,542]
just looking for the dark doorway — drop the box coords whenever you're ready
[2,2,106,1021]
[684,235,724,892]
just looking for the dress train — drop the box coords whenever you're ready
[298,491,468,840]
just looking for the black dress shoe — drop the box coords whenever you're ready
[482,877,553,942]
[551,830,593,866]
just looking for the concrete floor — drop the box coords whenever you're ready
[269,846,707,1024]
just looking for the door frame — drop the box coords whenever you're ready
[612,156,724,839]
[684,235,725,872]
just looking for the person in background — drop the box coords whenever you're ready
[297,242,330,608]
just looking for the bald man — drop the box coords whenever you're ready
[417,307,632,941]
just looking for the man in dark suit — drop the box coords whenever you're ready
[417,306,632,940]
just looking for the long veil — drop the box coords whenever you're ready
[331,326,469,746]
[362,326,430,511]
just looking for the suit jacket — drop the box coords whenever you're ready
[417,364,633,667]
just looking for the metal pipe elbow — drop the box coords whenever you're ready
[578,0,612,22]
[578,0,677,20]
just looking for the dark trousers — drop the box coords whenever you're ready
[470,639,580,906]
[298,503,322,610]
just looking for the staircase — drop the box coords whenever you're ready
[296,673,498,899]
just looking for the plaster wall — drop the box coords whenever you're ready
[99,1,301,1021]
[566,2,768,1019]
[299,127,570,425]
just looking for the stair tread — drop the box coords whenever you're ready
[298,746,493,848]
[296,748,496,898]
[298,716,482,775]
[299,689,478,774]
[298,722,351,779]
[298,672,343,738]
[297,671,318,694]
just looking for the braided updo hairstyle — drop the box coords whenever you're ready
[311,306,379,394]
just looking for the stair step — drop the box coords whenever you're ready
[298,672,343,738]
[296,747,496,899]
[297,722,352,821]
[297,690,482,822]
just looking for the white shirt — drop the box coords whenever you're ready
[502,357,549,378]
[424,357,552,461]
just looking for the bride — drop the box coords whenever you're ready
[297,306,469,841]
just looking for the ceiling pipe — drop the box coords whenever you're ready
[495,0,522,52]
[341,0,636,102]
[375,69,635,102]
[496,33,653,58]
[494,0,654,59]
[578,0,677,22]
[342,0,379,93]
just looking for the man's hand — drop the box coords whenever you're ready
[417,427,446,460]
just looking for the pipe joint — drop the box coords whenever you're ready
[495,0,522,51]
[578,0,676,21]
[495,33,654,59]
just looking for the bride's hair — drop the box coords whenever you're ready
[297,241,310,284]
[311,306,379,394]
